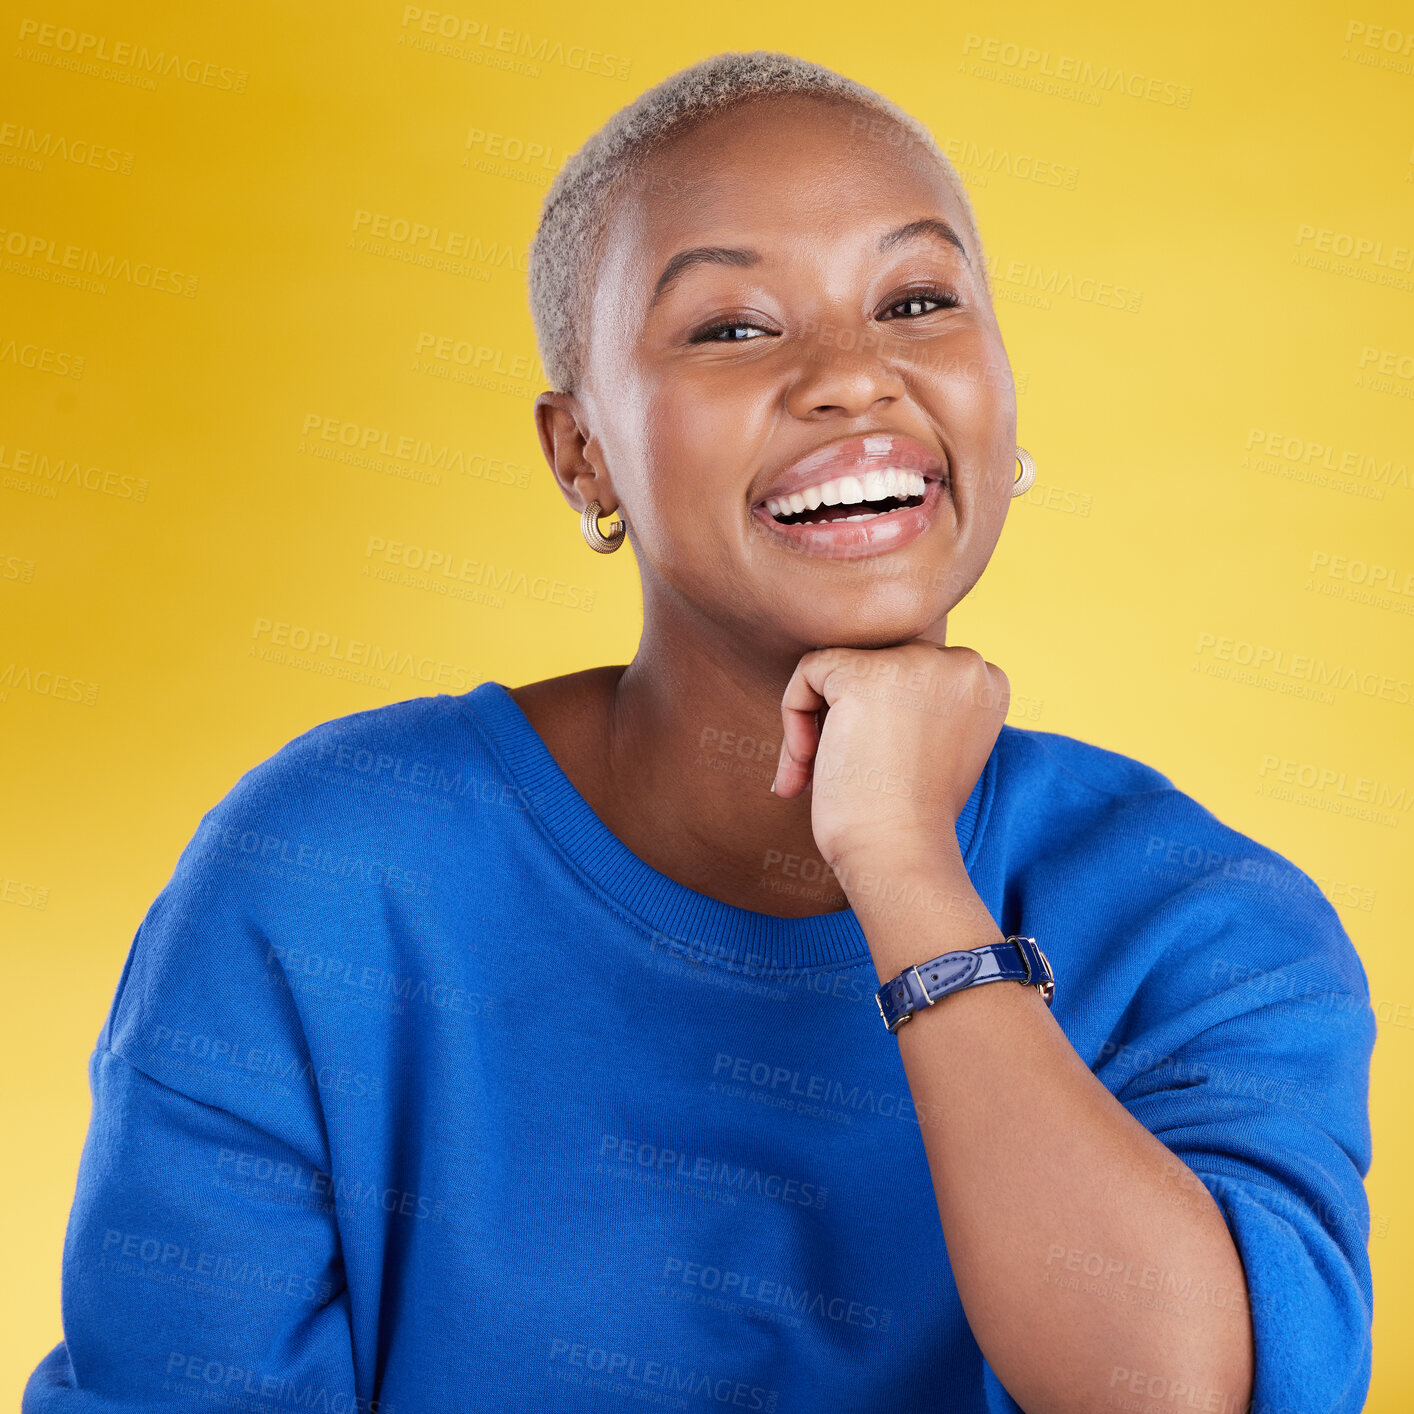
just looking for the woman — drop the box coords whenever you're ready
[27,51,1374,1414]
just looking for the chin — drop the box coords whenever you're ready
[774,594,952,652]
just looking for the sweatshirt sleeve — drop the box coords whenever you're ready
[1096,862,1377,1414]
[23,760,366,1412]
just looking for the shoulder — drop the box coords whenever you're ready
[218,691,475,812]
[139,689,512,938]
[990,722,1206,863]
[991,724,1370,996]
[98,698,461,1090]
[191,689,511,851]
[995,721,1177,800]
[102,693,493,1073]
[994,722,1265,858]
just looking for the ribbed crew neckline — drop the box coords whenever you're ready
[454,680,995,974]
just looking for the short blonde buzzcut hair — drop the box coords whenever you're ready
[527,50,985,394]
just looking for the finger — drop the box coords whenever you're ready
[772,688,821,799]
[771,648,855,797]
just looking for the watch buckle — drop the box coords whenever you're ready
[1036,942,1056,1006]
[1014,936,1057,1007]
[875,991,912,1033]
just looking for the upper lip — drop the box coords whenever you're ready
[752,432,946,507]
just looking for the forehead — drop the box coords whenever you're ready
[595,95,969,295]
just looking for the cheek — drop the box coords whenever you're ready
[639,368,769,504]
[911,342,1016,496]
[914,329,1014,424]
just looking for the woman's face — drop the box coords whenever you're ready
[561,94,1019,655]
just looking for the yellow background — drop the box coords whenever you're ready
[3,0,1411,1404]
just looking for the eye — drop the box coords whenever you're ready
[690,319,776,344]
[879,286,961,321]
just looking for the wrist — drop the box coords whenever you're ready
[875,934,1056,1034]
[836,851,1002,981]
[831,836,965,895]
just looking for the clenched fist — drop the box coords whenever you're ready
[771,642,1010,881]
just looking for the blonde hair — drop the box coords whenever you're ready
[527,50,984,394]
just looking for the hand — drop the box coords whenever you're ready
[770,642,1010,881]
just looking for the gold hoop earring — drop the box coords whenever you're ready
[581,500,626,553]
[1011,447,1037,498]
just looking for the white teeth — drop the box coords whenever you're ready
[764,468,928,520]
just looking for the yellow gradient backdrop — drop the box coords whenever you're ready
[3,1,1411,1404]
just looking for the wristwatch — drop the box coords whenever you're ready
[875,935,1055,1033]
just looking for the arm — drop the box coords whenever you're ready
[25,1048,361,1412]
[24,774,364,1410]
[846,848,1252,1414]
[773,640,1373,1414]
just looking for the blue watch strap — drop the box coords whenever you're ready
[875,935,1055,1033]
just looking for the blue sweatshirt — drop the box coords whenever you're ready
[25,681,1375,1413]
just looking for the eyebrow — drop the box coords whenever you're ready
[879,218,971,264]
[650,246,759,306]
[648,216,971,307]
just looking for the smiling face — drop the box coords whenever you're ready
[537,93,1020,658]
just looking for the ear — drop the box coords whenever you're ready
[533,392,618,515]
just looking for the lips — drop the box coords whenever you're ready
[750,432,949,561]
[754,432,945,505]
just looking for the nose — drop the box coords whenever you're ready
[784,333,907,420]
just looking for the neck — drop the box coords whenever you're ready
[594,600,948,917]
